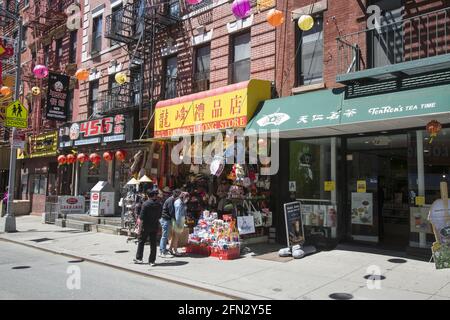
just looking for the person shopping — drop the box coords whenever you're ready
[134,189,162,266]
[169,192,189,257]
[159,189,181,258]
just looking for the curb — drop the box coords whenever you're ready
[0,236,269,301]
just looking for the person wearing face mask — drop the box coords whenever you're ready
[169,192,189,257]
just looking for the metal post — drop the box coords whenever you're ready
[416,130,427,248]
[1,14,22,232]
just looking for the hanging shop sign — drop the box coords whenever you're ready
[46,72,70,121]
[284,201,304,247]
[351,192,373,226]
[58,114,131,148]
[154,79,271,138]
[17,131,58,159]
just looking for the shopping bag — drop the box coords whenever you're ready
[244,201,263,228]
[237,215,255,235]
[134,217,142,236]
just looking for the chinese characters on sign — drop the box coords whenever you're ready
[296,109,356,125]
[154,80,271,138]
[46,72,70,121]
[58,114,128,147]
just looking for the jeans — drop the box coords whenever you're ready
[136,229,157,263]
[159,218,171,254]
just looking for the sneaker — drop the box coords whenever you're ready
[133,258,143,264]
[149,262,156,267]
[160,252,173,258]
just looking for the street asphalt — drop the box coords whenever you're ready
[0,241,229,300]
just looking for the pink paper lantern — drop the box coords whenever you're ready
[231,0,251,19]
[186,0,202,4]
[33,65,49,79]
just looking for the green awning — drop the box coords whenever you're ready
[246,84,450,137]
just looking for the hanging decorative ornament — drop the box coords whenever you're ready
[77,153,89,164]
[115,149,127,162]
[115,72,127,85]
[57,155,67,166]
[33,65,49,79]
[231,0,251,19]
[298,14,314,31]
[426,120,442,143]
[186,0,202,4]
[103,151,114,162]
[75,69,90,81]
[266,9,284,27]
[31,86,41,96]
[0,86,12,96]
[66,154,76,164]
[89,153,101,167]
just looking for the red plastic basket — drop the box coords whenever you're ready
[186,243,211,256]
[218,247,240,260]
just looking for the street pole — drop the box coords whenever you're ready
[1,14,22,232]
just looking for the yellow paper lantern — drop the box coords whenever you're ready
[298,14,314,31]
[0,86,12,96]
[31,86,41,96]
[115,72,127,85]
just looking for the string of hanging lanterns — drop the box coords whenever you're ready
[182,0,316,31]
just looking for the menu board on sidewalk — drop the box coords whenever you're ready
[284,201,304,247]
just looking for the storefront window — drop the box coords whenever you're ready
[32,174,47,195]
[289,137,339,239]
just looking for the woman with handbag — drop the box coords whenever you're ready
[168,192,189,257]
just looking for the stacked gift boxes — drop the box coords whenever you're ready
[187,211,241,260]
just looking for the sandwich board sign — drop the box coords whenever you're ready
[5,100,28,128]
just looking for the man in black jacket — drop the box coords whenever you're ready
[159,189,181,257]
[134,189,162,266]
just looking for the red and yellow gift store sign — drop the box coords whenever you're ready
[154,80,271,138]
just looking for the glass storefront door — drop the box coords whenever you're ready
[346,134,410,248]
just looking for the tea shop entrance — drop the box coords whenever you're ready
[346,133,410,249]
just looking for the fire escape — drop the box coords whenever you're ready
[103,0,181,139]
[25,0,76,135]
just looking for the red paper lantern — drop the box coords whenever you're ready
[57,155,67,166]
[103,151,114,162]
[77,153,89,164]
[115,150,127,162]
[426,120,442,143]
[66,154,76,164]
[89,153,101,166]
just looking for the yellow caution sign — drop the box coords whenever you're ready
[5,100,28,128]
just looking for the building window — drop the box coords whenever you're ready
[44,44,50,66]
[168,0,180,18]
[367,0,404,68]
[69,31,77,63]
[89,79,99,116]
[164,56,177,99]
[194,45,210,92]
[130,69,142,107]
[21,25,27,51]
[67,89,74,121]
[55,38,63,66]
[230,32,251,84]
[92,15,103,54]
[110,4,123,46]
[295,15,323,86]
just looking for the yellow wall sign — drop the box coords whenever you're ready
[415,196,425,206]
[154,80,271,138]
[357,180,367,193]
[5,100,28,128]
[324,181,335,192]
[17,131,58,159]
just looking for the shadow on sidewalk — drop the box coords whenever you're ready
[155,260,189,267]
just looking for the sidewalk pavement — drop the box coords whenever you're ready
[1,216,450,300]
